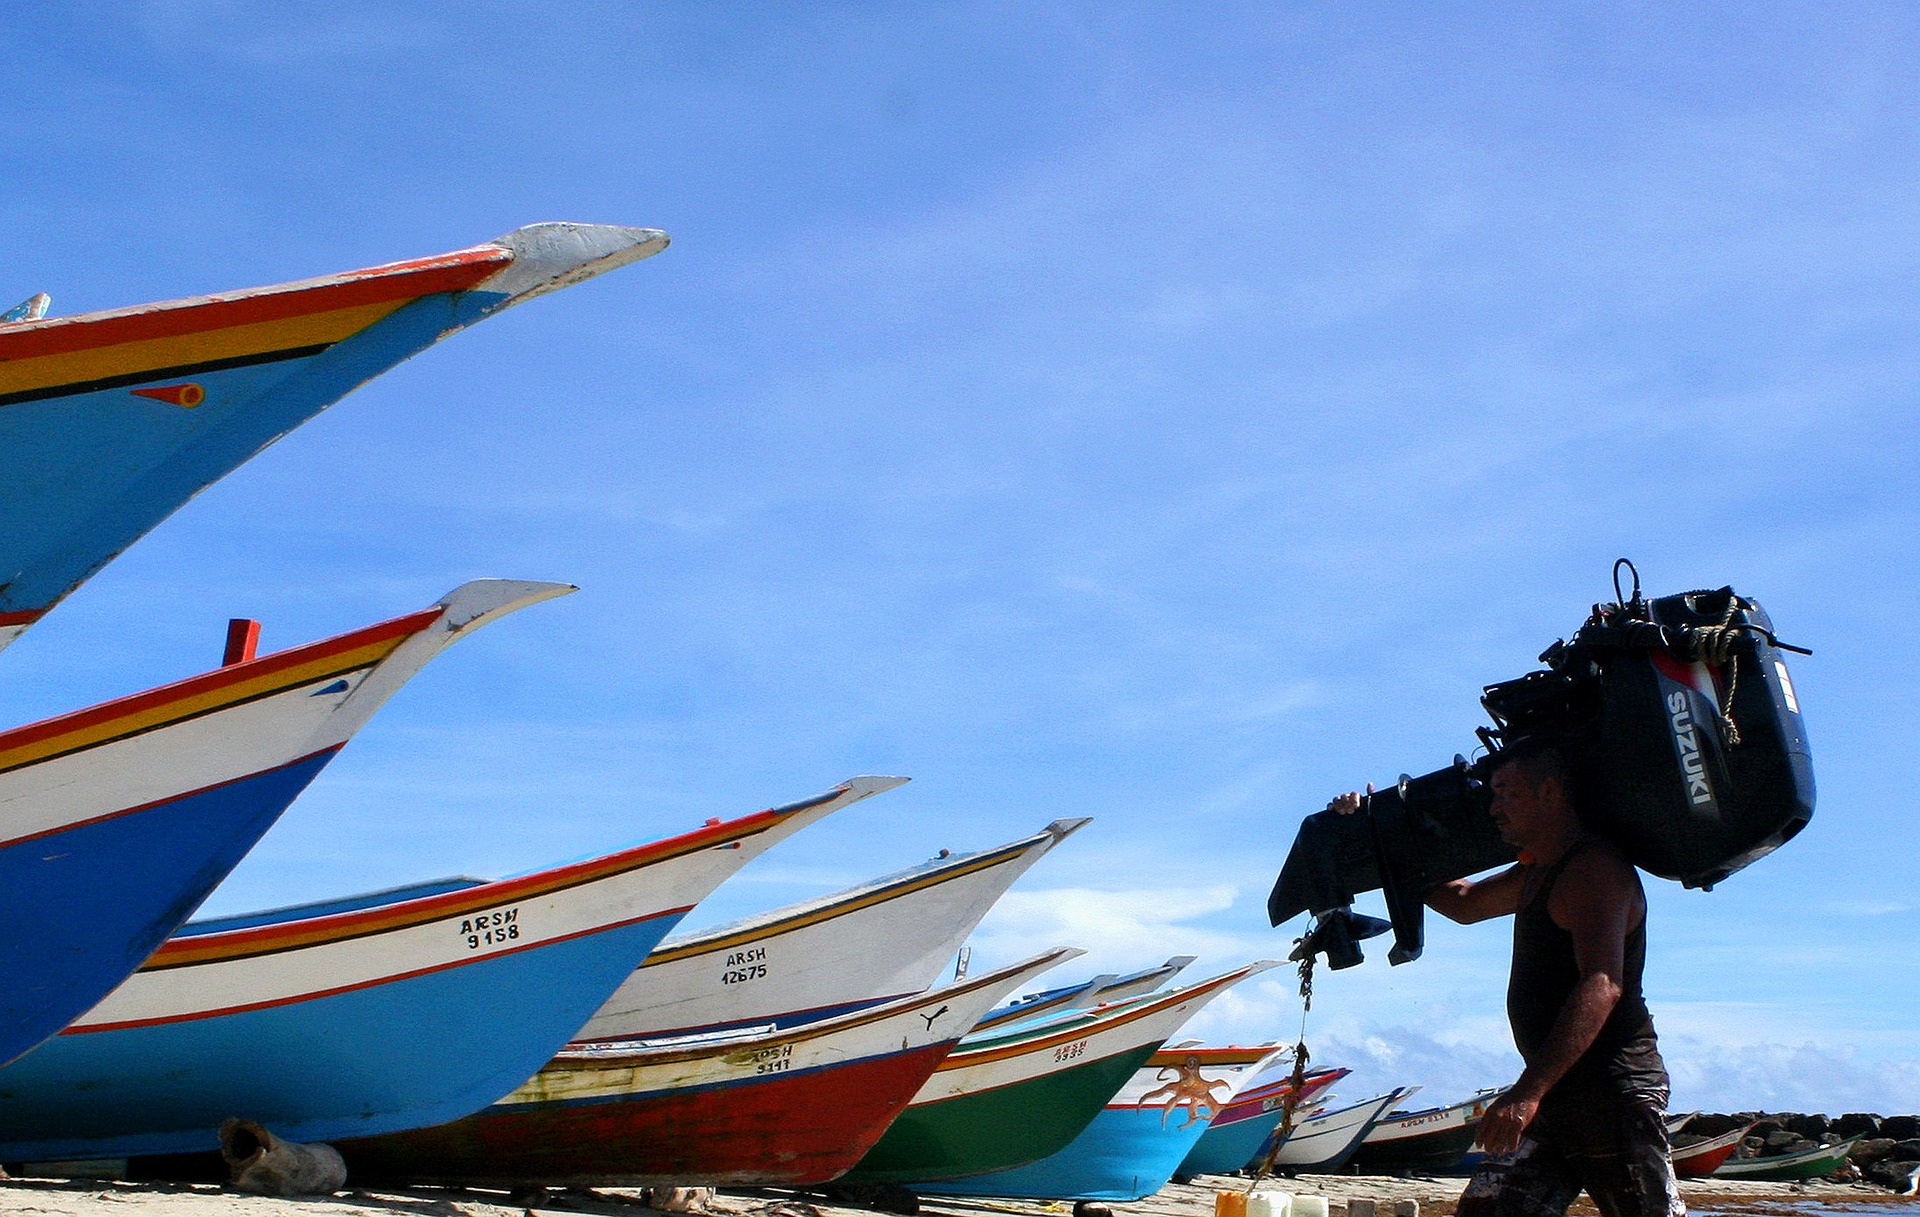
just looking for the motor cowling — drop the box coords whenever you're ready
[1570,588,1815,888]
[1269,569,1815,968]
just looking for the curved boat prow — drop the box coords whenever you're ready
[833,774,912,803]
[0,580,570,1067]
[0,227,664,657]
[438,578,578,632]
[479,224,670,308]
[738,774,910,856]
[322,580,575,741]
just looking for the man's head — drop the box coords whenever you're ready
[1488,742,1581,858]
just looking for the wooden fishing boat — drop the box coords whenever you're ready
[334,948,1082,1188]
[0,775,898,1162]
[1176,1052,1350,1177]
[917,1044,1336,1202]
[1257,1089,1414,1174]
[0,223,665,655]
[1346,1086,1503,1175]
[841,962,1277,1186]
[971,956,1197,1033]
[1670,1121,1755,1177]
[0,578,565,1068]
[574,818,1090,1043]
[1712,1136,1858,1181]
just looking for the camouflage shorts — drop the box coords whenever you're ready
[1455,1090,1684,1217]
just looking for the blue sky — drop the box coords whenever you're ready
[3,4,1915,1115]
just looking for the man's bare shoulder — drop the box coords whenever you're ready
[1550,840,1646,916]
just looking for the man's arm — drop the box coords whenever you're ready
[1325,788,1528,923]
[1476,846,1643,1154]
[1425,864,1527,924]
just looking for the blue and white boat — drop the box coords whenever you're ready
[0,777,899,1162]
[0,223,664,655]
[0,579,566,1068]
[1177,1052,1349,1177]
[1252,1089,1414,1175]
[970,955,1197,1034]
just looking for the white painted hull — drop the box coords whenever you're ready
[576,817,1087,1042]
[912,962,1278,1105]
[1266,1090,1409,1171]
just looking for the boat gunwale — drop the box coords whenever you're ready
[0,246,512,360]
[942,964,1269,1070]
[0,607,440,773]
[545,948,1083,1073]
[143,787,864,969]
[643,823,1073,965]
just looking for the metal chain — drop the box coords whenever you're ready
[1243,949,1316,1192]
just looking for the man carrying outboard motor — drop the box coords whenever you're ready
[1273,561,1815,1217]
[1326,740,1680,1217]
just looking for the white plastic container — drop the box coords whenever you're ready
[1247,1190,1294,1217]
[1292,1196,1329,1217]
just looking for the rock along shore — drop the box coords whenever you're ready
[1680,1110,1920,1191]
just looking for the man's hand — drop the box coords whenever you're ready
[1326,783,1374,815]
[1477,1089,1540,1157]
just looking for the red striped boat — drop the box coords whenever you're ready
[334,948,1084,1187]
[0,223,664,654]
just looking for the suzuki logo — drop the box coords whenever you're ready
[1667,691,1713,806]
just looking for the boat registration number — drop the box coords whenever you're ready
[750,1044,793,1075]
[461,906,521,950]
[1054,1039,1089,1062]
[723,946,768,985]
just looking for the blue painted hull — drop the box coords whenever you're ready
[0,751,337,1067]
[0,288,508,616]
[1179,1108,1277,1176]
[0,909,687,1161]
[919,1103,1218,1202]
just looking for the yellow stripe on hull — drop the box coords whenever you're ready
[0,299,411,398]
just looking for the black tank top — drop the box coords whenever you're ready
[1507,841,1668,1097]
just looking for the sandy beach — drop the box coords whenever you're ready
[3,1171,1911,1217]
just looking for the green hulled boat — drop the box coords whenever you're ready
[1713,1137,1858,1182]
[843,961,1273,1183]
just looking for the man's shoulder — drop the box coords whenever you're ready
[1568,835,1637,872]
[1553,838,1645,903]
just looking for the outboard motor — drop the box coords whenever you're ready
[1270,561,1814,969]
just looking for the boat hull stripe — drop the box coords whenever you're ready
[640,842,1033,965]
[0,248,507,365]
[0,745,344,852]
[0,343,332,407]
[144,813,788,967]
[0,608,437,772]
[74,908,685,1033]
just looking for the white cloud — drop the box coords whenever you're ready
[1817,899,1914,917]
[1665,1041,1920,1115]
[1304,1023,1522,1111]
[968,884,1251,973]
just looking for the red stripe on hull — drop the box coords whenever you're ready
[339,1043,954,1188]
[0,248,510,361]
[154,809,783,963]
[0,607,439,755]
[0,744,343,853]
[81,906,681,1032]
